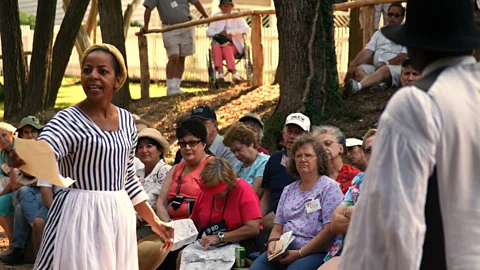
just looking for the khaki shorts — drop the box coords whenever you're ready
[162,27,195,57]
[359,64,402,87]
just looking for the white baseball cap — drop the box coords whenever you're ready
[284,113,311,132]
[346,138,363,147]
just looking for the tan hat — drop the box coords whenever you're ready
[137,234,170,270]
[16,116,44,134]
[138,128,170,155]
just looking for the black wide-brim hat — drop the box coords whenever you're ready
[382,0,480,52]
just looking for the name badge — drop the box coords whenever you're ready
[170,1,178,8]
[305,199,321,214]
[1,163,10,175]
[280,155,288,167]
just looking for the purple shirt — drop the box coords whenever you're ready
[274,175,344,250]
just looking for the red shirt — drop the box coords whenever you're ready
[190,179,262,231]
[336,164,361,194]
[257,146,270,155]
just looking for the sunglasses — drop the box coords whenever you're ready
[178,140,202,148]
[364,148,372,155]
[387,13,403,18]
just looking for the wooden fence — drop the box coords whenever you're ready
[0,25,350,84]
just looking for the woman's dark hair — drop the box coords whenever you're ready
[176,118,208,143]
[287,135,330,177]
[136,137,164,159]
[388,3,406,16]
[84,48,121,76]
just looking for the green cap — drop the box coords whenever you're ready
[16,116,44,133]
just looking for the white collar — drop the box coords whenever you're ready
[422,56,476,76]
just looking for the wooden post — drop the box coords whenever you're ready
[251,14,264,87]
[138,35,150,99]
[361,5,376,47]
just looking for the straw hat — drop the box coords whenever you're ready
[138,128,170,155]
[137,234,169,270]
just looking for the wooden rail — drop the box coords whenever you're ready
[136,0,405,98]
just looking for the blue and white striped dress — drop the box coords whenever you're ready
[34,106,149,270]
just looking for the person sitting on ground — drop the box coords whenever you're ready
[344,3,407,97]
[239,113,269,155]
[136,128,172,240]
[261,113,311,234]
[312,126,361,194]
[0,123,19,258]
[250,136,344,270]
[1,116,44,265]
[344,138,367,171]
[189,105,238,166]
[178,158,262,269]
[223,123,270,198]
[345,57,421,95]
[319,129,377,268]
[206,0,249,83]
[147,118,213,269]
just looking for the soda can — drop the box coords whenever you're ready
[235,247,246,267]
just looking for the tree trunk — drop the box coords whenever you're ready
[273,0,339,123]
[86,0,98,37]
[99,0,132,109]
[123,0,142,38]
[0,0,26,120]
[45,0,91,109]
[62,0,91,63]
[21,0,58,117]
[348,8,363,63]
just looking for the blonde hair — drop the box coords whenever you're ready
[0,122,17,136]
[362,129,377,152]
[80,43,128,92]
[200,158,237,188]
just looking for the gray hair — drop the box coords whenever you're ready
[241,119,264,142]
[311,125,346,146]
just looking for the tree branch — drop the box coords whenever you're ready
[300,0,322,113]
[123,0,141,38]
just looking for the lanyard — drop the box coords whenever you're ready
[208,192,229,225]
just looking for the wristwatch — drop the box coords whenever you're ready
[218,232,225,243]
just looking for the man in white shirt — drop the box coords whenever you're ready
[345,3,407,96]
[339,0,480,269]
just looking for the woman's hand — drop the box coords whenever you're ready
[279,250,301,265]
[151,221,175,251]
[199,235,220,251]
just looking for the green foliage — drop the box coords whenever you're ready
[130,21,143,27]
[19,11,36,30]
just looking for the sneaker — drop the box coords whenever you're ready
[167,87,185,96]
[344,79,360,98]
[1,248,24,265]
[232,73,242,83]
[217,73,225,82]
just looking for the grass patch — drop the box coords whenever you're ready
[0,76,205,118]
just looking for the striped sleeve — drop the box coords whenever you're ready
[124,118,149,206]
[38,110,77,161]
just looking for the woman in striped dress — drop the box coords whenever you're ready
[5,44,174,270]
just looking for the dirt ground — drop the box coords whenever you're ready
[0,228,33,269]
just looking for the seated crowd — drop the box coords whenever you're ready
[0,104,383,270]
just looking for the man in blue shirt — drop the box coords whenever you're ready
[260,113,311,233]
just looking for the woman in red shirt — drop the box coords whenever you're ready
[178,157,262,269]
[312,126,361,194]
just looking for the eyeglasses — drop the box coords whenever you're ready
[22,130,39,136]
[387,12,402,18]
[294,154,317,160]
[178,140,202,148]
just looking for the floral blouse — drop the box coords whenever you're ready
[137,159,171,210]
